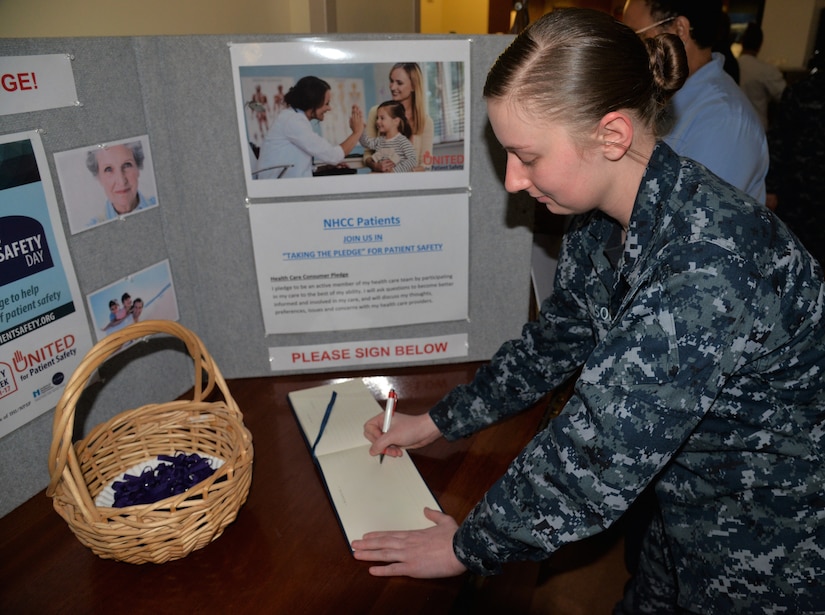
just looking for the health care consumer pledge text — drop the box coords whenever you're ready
[271,273,455,316]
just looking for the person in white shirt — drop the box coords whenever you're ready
[257,76,364,179]
[623,0,769,203]
[737,21,787,131]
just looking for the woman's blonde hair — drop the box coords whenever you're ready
[391,63,427,136]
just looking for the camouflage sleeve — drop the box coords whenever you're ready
[430,243,598,440]
[451,240,762,575]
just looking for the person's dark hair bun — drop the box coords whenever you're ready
[645,33,689,105]
[285,76,331,112]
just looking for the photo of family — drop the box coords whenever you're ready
[230,40,470,198]
[54,135,159,234]
[86,259,179,343]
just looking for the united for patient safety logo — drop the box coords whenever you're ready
[422,151,464,171]
[11,334,77,386]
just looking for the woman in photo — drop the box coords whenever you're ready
[85,141,156,225]
[352,9,825,613]
[256,76,365,179]
[363,63,434,172]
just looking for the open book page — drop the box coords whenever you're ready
[288,379,381,456]
[288,378,441,547]
[317,446,441,545]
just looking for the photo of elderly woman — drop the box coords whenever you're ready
[54,135,159,234]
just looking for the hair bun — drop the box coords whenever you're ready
[645,33,689,103]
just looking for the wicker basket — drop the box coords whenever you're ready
[46,320,254,565]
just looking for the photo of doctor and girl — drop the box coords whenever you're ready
[247,62,451,180]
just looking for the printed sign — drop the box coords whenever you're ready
[0,131,93,439]
[249,193,469,334]
[0,54,79,116]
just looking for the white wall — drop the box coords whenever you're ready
[0,0,309,37]
[331,0,418,32]
[761,0,825,69]
[0,0,490,37]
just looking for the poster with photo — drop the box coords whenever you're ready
[0,131,94,439]
[230,40,470,198]
[53,134,159,234]
[249,193,468,334]
[86,259,179,343]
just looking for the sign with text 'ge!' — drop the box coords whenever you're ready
[0,54,79,117]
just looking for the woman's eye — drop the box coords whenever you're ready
[507,151,536,167]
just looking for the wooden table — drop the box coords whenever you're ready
[0,363,547,614]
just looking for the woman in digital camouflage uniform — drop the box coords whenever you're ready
[353,9,825,614]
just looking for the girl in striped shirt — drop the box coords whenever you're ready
[359,100,417,173]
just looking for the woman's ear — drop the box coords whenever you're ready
[597,111,634,161]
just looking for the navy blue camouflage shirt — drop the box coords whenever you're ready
[430,143,825,613]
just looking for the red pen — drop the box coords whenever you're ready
[379,389,397,464]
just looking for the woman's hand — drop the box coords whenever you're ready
[351,508,467,578]
[363,411,442,459]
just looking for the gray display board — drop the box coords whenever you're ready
[0,33,536,516]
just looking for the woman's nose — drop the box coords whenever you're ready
[503,157,530,194]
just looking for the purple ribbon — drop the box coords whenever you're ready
[111,452,216,507]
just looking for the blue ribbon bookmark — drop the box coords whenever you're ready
[311,390,337,459]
